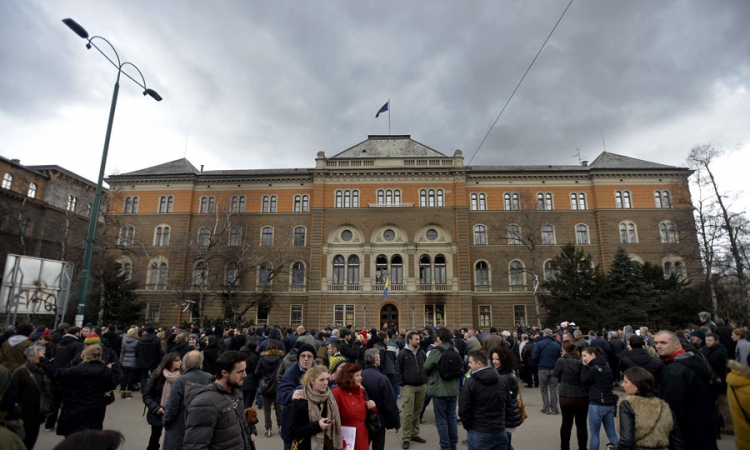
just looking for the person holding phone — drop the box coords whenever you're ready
[290,365,343,450]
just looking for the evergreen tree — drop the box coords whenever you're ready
[87,258,144,326]
[602,248,653,327]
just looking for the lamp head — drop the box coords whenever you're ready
[62,18,89,40]
[144,89,163,102]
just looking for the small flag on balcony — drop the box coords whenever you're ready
[382,275,390,299]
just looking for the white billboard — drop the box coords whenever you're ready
[1,255,74,321]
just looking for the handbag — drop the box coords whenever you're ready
[24,366,53,419]
[517,389,528,424]
[363,389,382,434]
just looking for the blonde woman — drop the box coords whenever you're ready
[289,365,343,450]
[120,327,139,397]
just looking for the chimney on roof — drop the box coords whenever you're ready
[581,161,588,167]
[11,159,20,164]
[200,165,204,172]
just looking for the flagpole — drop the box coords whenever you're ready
[388,99,391,135]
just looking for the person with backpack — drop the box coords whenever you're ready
[254,340,285,438]
[423,327,461,450]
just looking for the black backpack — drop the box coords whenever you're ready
[435,345,463,380]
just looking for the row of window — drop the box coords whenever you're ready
[469,190,672,211]
[2,174,38,198]
[118,224,308,247]
[472,221,678,246]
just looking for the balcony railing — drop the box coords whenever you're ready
[289,285,306,292]
[367,202,415,208]
[510,285,528,292]
[474,285,491,292]
[419,283,450,291]
[328,284,361,292]
[374,283,406,292]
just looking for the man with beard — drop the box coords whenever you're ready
[655,330,718,450]
[184,350,255,450]
[702,333,732,435]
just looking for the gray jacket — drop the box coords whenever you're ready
[184,382,250,450]
[553,355,588,398]
[163,368,213,450]
[120,336,139,368]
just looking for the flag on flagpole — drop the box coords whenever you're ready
[376,101,389,118]
[382,274,390,299]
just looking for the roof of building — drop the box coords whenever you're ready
[120,158,200,176]
[27,164,98,187]
[588,151,680,170]
[330,135,449,159]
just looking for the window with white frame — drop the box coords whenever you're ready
[2,173,12,190]
[513,305,527,327]
[504,193,520,210]
[120,261,132,281]
[335,190,359,208]
[615,190,632,209]
[259,262,272,287]
[542,224,555,245]
[21,218,31,237]
[119,226,135,246]
[200,196,215,214]
[294,195,310,212]
[198,227,211,246]
[231,196,246,213]
[261,195,277,213]
[229,227,241,246]
[474,225,487,245]
[347,255,360,285]
[663,256,686,281]
[158,195,174,213]
[390,255,403,284]
[124,196,139,213]
[419,255,432,284]
[149,261,168,286]
[537,192,553,210]
[576,224,589,244]
[419,189,444,207]
[261,226,273,246]
[66,195,77,212]
[27,182,37,199]
[334,304,355,327]
[510,260,524,287]
[471,193,487,211]
[146,303,161,323]
[654,191,672,209]
[377,189,402,206]
[475,261,489,286]
[193,261,208,286]
[544,260,557,281]
[570,193,586,210]
[332,255,345,284]
[292,262,305,287]
[479,305,492,327]
[226,262,240,285]
[434,254,447,284]
[424,304,445,327]
[508,224,521,245]
[375,255,388,284]
[154,226,170,246]
[619,222,637,244]
[660,221,677,243]
[290,305,303,327]
[294,226,306,246]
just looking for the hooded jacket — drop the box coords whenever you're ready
[553,355,588,398]
[424,342,460,397]
[136,332,164,370]
[120,335,139,368]
[258,328,286,352]
[580,356,617,406]
[183,382,250,450]
[619,348,663,390]
[53,334,84,368]
[255,349,284,395]
[497,367,522,429]
[727,359,750,450]
[0,335,32,372]
[458,367,508,433]
[162,368,213,450]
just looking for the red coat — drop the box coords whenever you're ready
[332,386,373,450]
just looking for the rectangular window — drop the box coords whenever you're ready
[334,304,355,327]
[513,305,527,327]
[424,304,445,327]
[290,305,303,327]
[479,305,491,328]
[146,302,161,323]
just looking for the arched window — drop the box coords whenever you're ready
[131,196,139,213]
[294,195,302,212]
[542,224,555,245]
[2,173,13,190]
[302,195,309,211]
[570,193,586,210]
[385,190,393,205]
[660,222,677,243]
[231,196,239,213]
[437,190,444,207]
[352,190,359,207]
[155,226,170,246]
[615,191,632,209]
[238,196,246,212]
[664,262,672,277]
[474,225,487,245]
[198,227,211,246]
[335,191,343,208]
[655,191,672,209]
[619,222,637,244]
[376,255,389,284]
[475,261,489,286]
[544,260,557,281]
[269,196,277,213]
[200,197,207,213]
[292,262,305,286]
[394,190,401,205]
[507,224,521,245]
[261,226,273,246]
[512,193,520,210]
[434,254,447,284]
[510,260,524,286]
[419,255,432,285]
[294,226,306,246]
[165,196,173,213]
[259,262,272,286]
[344,191,351,208]
[504,193,520,210]
[193,262,208,286]
[262,196,270,212]
[545,193,553,210]
[66,195,77,212]
[27,182,37,199]
[347,255,360,284]
[124,197,132,213]
[207,197,216,213]
[119,226,135,246]
[226,262,239,285]
[420,190,427,207]
[428,190,436,207]
[229,227,241,246]
[537,193,544,210]
[21,218,31,237]
[576,224,589,244]
[377,190,384,205]
[471,193,486,211]
[120,262,132,281]
[391,255,403,284]
[332,255,345,284]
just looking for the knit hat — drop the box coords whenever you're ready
[329,355,347,373]
[42,329,52,336]
[297,344,316,360]
[84,333,101,345]
[690,330,706,342]
[339,328,352,338]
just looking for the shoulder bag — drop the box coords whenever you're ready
[24,366,54,419]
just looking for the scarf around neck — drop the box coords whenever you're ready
[160,369,182,406]
[303,383,343,450]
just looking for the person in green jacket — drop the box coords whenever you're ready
[424,327,460,450]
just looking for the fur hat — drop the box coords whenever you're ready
[84,333,101,345]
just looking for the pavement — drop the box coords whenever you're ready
[36,385,738,450]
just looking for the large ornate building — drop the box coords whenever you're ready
[105,135,699,330]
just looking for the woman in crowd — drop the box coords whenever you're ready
[332,362,377,450]
[42,344,117,437]
[120,327,139,398]
[617,367,684,449]
[241,337,260,410]
[201,335,220,374]
[290,365,343,450]
[143,353,183,450]
[255,339,285,437]
[491,347,522,450]
[732,328,750,365]
[554,340,589,450]
[727,358,750,449]
[581,346,618,450]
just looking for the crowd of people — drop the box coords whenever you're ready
[0,312,747,450]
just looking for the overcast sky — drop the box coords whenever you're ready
[1,1,748,213]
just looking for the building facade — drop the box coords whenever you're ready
[105,135,700,330]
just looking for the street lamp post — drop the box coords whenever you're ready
[62,18,162,327]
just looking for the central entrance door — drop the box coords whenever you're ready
[380,304,399,330]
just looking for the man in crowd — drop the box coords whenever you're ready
[458,350,508,450]
[699,311,717,333]
[397,331,427,449]
[135,326,164,393]
[163,350,212,450]
[655,330,718,450]
[532,328,561,415]
[619,335,662,392]
[0,323,34,372]
[45,325,84,432]
[277,344,316,450]
[295,326,317,349]
[424,328,460,450]
[702,332,732,435]
[184,350,254,450]
[361,348,400,450]
[464,329,480,353]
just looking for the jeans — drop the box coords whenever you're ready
[243,388,258,410]
[538,369,559,412]
[467,430,508,450]
[432,396,458,450]
[505,431,515,450]
[588,404,618,450]
[387,373,401,397]
[560,399,588,450]
[147,425,163,450]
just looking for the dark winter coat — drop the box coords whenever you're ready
[240,346,260,392]
[396,346,427,386]
[659,350,720,450]
[289,397,329,450]
[275,348,299,386]
[277,361,307,442]
[701,343,729,390]
[183,382,250,450]
[143,371,167,427]
[609,337,626,360]
[361,364,401,430]
[41,358,117,437]
[173,339,190,358]
[589,337,612,360]
[258,328,286,352]
[619,348,663,392]
[136,332,164,371]
[553,355,588,398]
[120,336,139,368]
[374,342,396,375]
[53,334,84,368]
[497,367,522,428]
[459,367,507,434]
[0,335,32,372]
[521,341,536,368]
[202,343,219,375]
[101,330,122,359]
[72,345,123,386]
[531,335,561,370]
[162,368,213,450]
[255,349,285,396]
[11,362,49,426]
[580,356,617,406]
